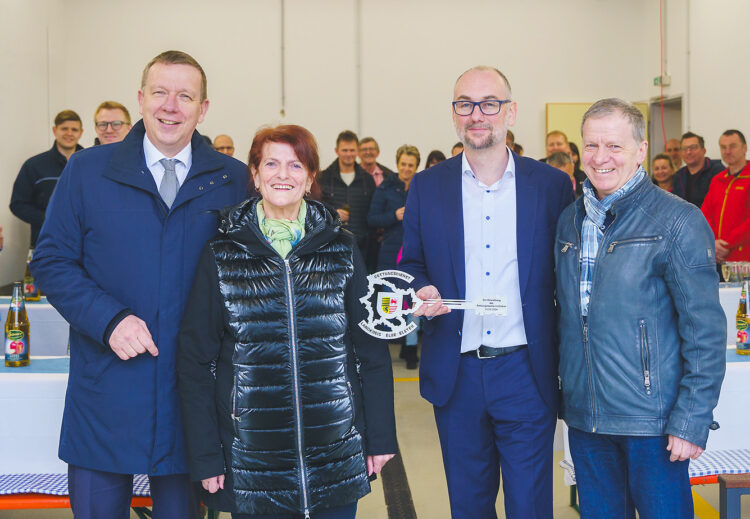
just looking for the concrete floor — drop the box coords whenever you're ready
[1,343,746,518]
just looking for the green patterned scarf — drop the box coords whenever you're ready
[257,199,307,258]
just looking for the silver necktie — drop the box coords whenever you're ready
[159,158,179,208]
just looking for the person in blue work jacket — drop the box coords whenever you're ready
[31,50,248,519]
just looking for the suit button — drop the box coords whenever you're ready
[199,186,204,190]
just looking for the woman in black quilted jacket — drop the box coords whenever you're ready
[177,125,397,519]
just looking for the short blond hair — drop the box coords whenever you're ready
[396,144,420,168]
[141,50,207,102]
[546,130,569,144]
[94,101,131,124]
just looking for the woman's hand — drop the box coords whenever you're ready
[395,207,405,221]
[367,454,396,475]
[201,475,225,493]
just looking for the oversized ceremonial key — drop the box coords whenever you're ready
[424,297,507,315]
[358,270,507,339]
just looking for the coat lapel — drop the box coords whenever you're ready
[102,121,160,197]
[172,134,227,209]
[102,121,228,209]
[440,159,466,298]
[514,154,537,301]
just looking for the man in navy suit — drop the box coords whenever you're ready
[400,66,573,518]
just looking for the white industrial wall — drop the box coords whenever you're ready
[1,0,744,284]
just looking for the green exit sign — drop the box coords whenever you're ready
[653,75,671,87]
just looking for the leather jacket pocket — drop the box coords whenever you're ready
[607,235,663,253]
[639,319,652,395]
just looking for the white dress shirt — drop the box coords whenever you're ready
[143,135,192,188]
[460,150,528,352]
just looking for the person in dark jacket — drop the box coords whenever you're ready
[368,145,422,369]
[177,124,397,519]
[368,144,420,271]
[31,51,249,519]
[671,131,724,206]
[319,131,376,257]
[10,110,84,247]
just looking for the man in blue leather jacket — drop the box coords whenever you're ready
[555,98,726,518]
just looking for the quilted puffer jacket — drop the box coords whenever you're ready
[177,198,397,516]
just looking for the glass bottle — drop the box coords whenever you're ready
[736,277,750,355]
[23,249,41,301]
[5,282,30,367]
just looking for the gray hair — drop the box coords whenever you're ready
[547,151,573,168]
[455,66,512,98]
[581,98,646,143]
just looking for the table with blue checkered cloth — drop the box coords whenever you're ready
[0,473,151,496]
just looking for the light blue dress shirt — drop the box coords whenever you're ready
[460,151,528,352]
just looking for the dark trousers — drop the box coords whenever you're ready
[233,501,357,519]
[568,428,693,518]
[68,464,195,519]
[433,348,556,519]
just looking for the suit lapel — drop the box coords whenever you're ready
[440,160,466,298]
[515,155,537,301]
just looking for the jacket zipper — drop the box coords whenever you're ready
[347,380,356,425]
[558,241,575,392]
[639,320,652,395]
[570,211,598,432]
[231,372,239,435]
[284,258,310,519]
[574,226,597,432]
[581,320,596,432]
[576,207,621,433]
[717,175,740,238]
[607,235,663,253]
[560,241,576,253]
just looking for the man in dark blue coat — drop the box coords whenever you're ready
[31,50,248,519]
[400,66,573,518]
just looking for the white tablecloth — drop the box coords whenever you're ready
[0,358,68,474]
[0,297,69,356]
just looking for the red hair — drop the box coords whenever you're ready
[248,125,319,184]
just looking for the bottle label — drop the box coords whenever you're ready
[737,317,748,331]
[5,330,29,360]
[9,300,23,310]
[23,279,35,295]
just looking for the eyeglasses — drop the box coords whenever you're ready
[95,120,127,131]
[452,99,511,116]
[680,144,701,153]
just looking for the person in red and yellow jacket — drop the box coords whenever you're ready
[701,129,750,262]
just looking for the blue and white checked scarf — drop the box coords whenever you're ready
[579,166,646,316]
